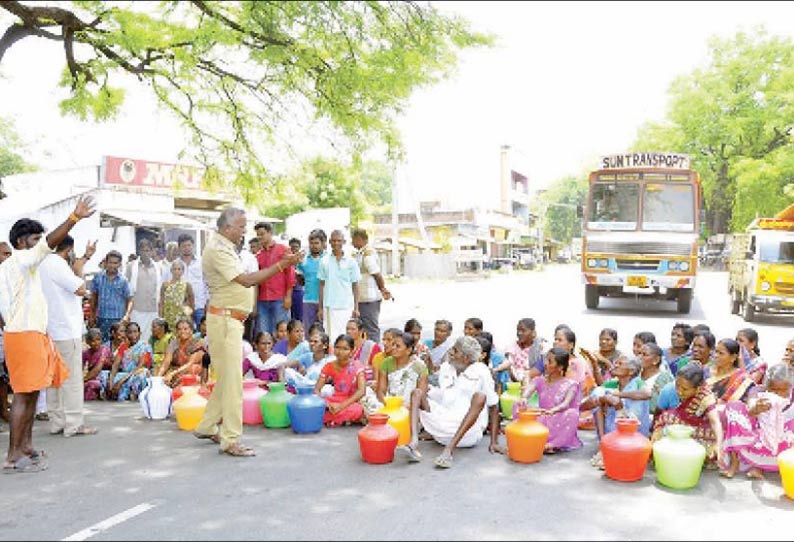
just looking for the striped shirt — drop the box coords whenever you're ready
[0,237,52,333]
[353,244,382,302]
[92,270,132,320]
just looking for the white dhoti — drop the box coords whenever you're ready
[325,307,352,345]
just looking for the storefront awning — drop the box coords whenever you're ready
[101,209,207,229]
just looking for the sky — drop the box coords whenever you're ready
[2,1,794,213]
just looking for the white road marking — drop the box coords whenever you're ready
[61,502,157,541]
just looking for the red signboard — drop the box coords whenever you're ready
[103,156,204,190]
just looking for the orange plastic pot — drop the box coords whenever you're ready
[601,418,651,482]
[505,409,549,464]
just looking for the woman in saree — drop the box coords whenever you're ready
[159,259,194,331]
[159,318,206,388]
[520,347,582,454]
[707,338,755,407]
[99,322,152,401]
[273,319,311,372]
[148,318,173,375]
[651,363,724,467]
[82,328,109,401]
[347,317,382,382]
[721,364,794,479]
[736,328,766,385]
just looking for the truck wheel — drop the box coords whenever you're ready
[585,285,599,309]
[676,289,692,314]
[730,291,740,314]
[742,300,755,322]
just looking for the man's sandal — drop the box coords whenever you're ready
[219,443,256,457]
[3,455,47,474]
[434,453,453,469]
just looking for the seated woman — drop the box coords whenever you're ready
[585,356,649,468]
[491,318,545,386]
[242,332,286,384]
[664,322,694,376]
[105,321,129,368]
[721,364,794,479]
[401,336,501,468]
[736,328,766,385]
[612,342,674,425]
[784,339,794,368]
[370,327,400,386]
[82,328,109,401]
[273,319,310,363]
[477,331,507,393]
[99,322,152,401]
[651,363,724,468]
[314,334,367,426]
[159,318,207,388]
[554,326,592,386]
[405,318,430,361]
[707,338,755,409]
[347,317,382,382]
[375,332,428,409]
[148,318,172,375]
[581,328,624,386]
[632,331,656,359]
[284,331,332,389]
[520,347,582,453]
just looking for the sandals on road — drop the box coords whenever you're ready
[219,443,256,457]
[3,455,48,474]
[193,431,221,444]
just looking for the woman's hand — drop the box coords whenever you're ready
[328,402,341,415]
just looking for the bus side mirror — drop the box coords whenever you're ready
[576,205,583,219]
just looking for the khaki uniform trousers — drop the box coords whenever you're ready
[195,313,243,449]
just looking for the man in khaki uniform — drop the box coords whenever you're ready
[193,208,303,457]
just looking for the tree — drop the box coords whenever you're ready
[0,1,490,197]
[539,175,587,245]
[0,116,35,195]
[632,28,794,233]
[302,157,366,225]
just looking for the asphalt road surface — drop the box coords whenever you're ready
[2,265,793,541]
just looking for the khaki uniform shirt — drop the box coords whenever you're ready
[202,232,250,313]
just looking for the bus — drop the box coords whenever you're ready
[581,152,701,313]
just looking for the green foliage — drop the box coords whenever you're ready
[0,1,491,200]
[539,175,587,244]
[631,28,794,233]
[0,116,35,179]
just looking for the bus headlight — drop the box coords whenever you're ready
[669,261,679,271]
[588,258,597,268]
[679,261,689,272]
[599,259,608,268]
[761,281,771,292]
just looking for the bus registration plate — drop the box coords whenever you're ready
[627,276,647,287]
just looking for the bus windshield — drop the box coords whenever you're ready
[642,183,695,232]
[587,182,639,231]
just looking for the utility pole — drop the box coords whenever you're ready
[391,161,400,277]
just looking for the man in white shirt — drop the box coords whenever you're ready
[351,229,391,343]
[40,235,98,437]
[0,196,95,473]
[125,239,162,343]
[400,335,502,469]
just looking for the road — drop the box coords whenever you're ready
[1,264,793,541]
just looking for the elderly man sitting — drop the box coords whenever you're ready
[399,335,501,468]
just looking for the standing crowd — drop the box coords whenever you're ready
[2,201,794,483]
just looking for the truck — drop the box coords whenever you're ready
[581,152,702,313]
[728,204,794,322]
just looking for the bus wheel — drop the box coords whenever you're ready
[676,289,692,314]
[742,299,755,322]
[585,285,599,309]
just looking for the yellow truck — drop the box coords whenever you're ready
[729,204,794,321]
